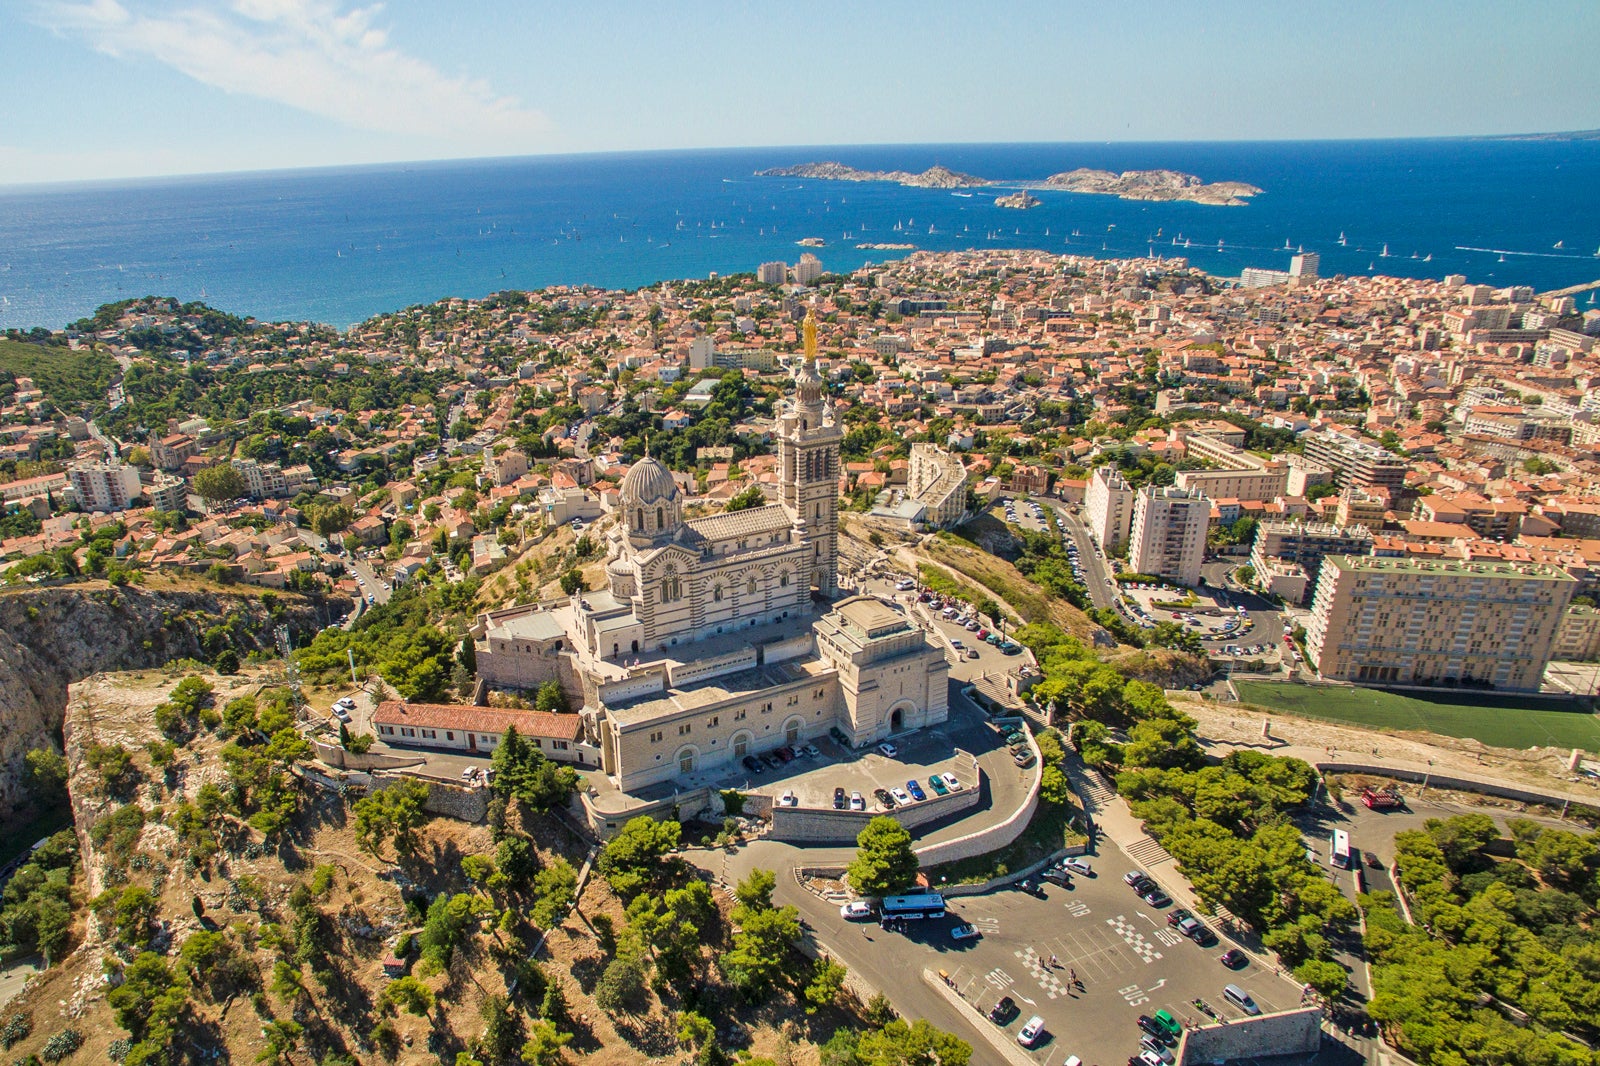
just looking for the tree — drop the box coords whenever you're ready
[22,748,67,805]
[520,1020,573,1066]
[530,858,578,929]
[594,955,648,1012]
[534,680,569,713]
[384,975,435,1016]
[558,569,585,595]
[855,1019,971,1066]
[353,778,432,858]
[733,868,776,910]
[723,902,800,997]
[1294,958,1349,1002]
[597,816,681,900]
[847,817,918,897]
[805,957,848,1014]
[193,463,246,505]
[724,485,766,512]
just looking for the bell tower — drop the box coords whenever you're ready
[778,308,843,596]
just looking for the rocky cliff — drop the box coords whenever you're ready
[0,581,331,821]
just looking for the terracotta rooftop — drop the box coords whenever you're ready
[372,702,581,740]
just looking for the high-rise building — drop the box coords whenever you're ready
[68,460,143,513]
[147,473,188,514]
[1289,252,1320,279]
[1084,466,1135,553]
[906,443,969,530]
[1306,556,1576,692]
[757,261,788,285]
[1129,485,1210,586]
[792,253,823,285]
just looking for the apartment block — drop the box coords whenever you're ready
[68,460,143,513]
[756,261,788,285]
[1553,605,1600,663]
[1302,431,1409,493]
[1249,520,1373,605]
[906,443,969,530]
[1176,466,1288,502]
[1306,556,1576,692]
[1084,466,1135,553]
[1129,485,1210,586]
[147,472,188,514]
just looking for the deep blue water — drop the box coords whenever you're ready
[1,140,1598,330]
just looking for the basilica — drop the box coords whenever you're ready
[473,311,949,791]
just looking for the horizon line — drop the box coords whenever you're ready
[4,128,1598,195]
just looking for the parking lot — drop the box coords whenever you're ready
[822,868,1304,1066]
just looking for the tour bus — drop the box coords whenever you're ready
[879,892,947,920]
[1330,829,1352,869]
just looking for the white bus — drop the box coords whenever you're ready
[879,892,947,920]
[1330,829,1352,869]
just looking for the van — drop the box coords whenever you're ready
[1223,984,1261,1015]
[1017,1016,1046,1047]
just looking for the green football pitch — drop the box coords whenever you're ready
[1232,680,1600,752]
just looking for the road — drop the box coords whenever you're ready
[1042,503,1117,611]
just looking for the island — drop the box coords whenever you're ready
[795,237,826,247]
[993,191,1041,210]
[756,161,1261,206]
[1040,168,1262,207]
[755,162,988,189]
[856,242,917,250]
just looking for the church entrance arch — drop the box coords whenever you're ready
[782,716,804,746]
[731,731,753,758]
[675,746,699,775]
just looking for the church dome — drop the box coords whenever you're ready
[620,455,679,506]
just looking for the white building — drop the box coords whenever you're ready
[793,253,824,285]
[1129,485,1210,586]
[1289,252,1320,280]
[68,460,143,513]
[1084,466,1135,553]
[757,261,788,285]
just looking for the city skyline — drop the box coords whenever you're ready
[5,0,1599,186]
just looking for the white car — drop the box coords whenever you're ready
[1063,857,1092,876]
[877,742,899,758]
[891,787,913,806]
[840,900,874,921]
[950,923,980,941]
[849,791,866,812]
[332,706,352,723]
[896,580,916,591]
[942,775,965,792]
[1017,1016,1047,1048]
[778,790,799,808]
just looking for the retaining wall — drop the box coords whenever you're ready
[1321,762,1595,810]
[938,841,1089,897]
[911,730,1044,868]
[771,777,982,844]
[578,786,717,838]
[312,740,427,771]
[1176,1006,1323,1065]
[363,773,490,823]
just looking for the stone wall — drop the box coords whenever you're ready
[311,740,426,771]
[369,772,489,823]
[1176,1007,1323,1065]
[1321,762,1593,810]
[769,773,982,844]
[578,785,717,838]
[912,732,1043,868]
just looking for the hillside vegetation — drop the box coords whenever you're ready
[0,338,117,412]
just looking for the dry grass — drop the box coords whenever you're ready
[914,533,1105,643]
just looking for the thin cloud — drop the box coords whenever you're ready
[36,0,550,144]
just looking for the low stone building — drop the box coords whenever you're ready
[372,701,597,767]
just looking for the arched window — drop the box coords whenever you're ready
[657,506,665,529]
[636,508,644,529]
[661,566,682,603]
[779,573,789,588]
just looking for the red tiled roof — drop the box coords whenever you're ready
[373,702,580,740]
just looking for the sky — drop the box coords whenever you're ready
[4,0,1599,186]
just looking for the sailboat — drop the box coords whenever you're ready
[1554,240,1564,249]
[1338,232,1347,246]
[1424,253,1432,262]
[1283,239,1292,250]
[1380,244,1390,257]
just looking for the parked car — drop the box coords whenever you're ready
[873,788,895,810]
[1003,729,1027,746]
[741,755,764,774]
[1136,1016,1171,1045]
[1143,888,1172,908]
[890,787,912,806]
[950,923,980,941]
[1181,918,1216,945]
[943,775,965,791]
[333,706,352,723]
[1013,751,1037,769]
[1137,1050,1167,1066]
[833,787,847,810]
[1152,1009,1182,1039]
[778,790,798,808]
[761,752,782,769]
[906,779,926,802]
[1017,879,1047,898]
[775,746,795,763]
[1223,984,1261,1016]
[1167,908,1191,928]
[927,775,950,797]
[988,995,1018,1024]
[798,743,821,759]
[1140,1037,1175,1064]
[1218,948,1247,969]
[829,726,851,746]
[877,742,899,758]
[1063,857,1092,876]
[849,791,866,812]
[1041,868,1071,888]
[840,901,873,921]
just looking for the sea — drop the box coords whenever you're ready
[2,139,1599,331]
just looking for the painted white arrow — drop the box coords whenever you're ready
[1017,994,1038,1005]
[1148,979,1168,991]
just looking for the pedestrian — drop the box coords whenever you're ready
[1049,954,1058,968]
[1070,968,1078,983]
